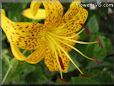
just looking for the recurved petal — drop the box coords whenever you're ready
[25,46,46,64]
[22,1,45,19]
[13,22,47,50]
[62,1,88,33]
[10,44,45,64]
[1,9,16,42]
[1,10,46,50]
[10,44,26,61]
[44,49,70,73]
[43,0,63,28]
[30,1,41,16]
[22,8,46,20]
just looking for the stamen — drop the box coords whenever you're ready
[96,35,104,48]
[73,41,97,44]
[57,77,67,84]
[55,51,63,79]
[65,29,84,37]
[57,38,94,61]
[66,29,84,38]
[93,57,102,64]
[47,33,83,75]
[76,29,85,36]
[80,23,91,34]
[46,34,63,79]
[58,45,84,74]
[49,32,97,45]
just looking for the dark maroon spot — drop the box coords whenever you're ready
[19,27,22,29]
[15,33,19,35]
[20,36,24,38]
[96,35,104,48]
[25,26,29,28]
[58,57,64,70]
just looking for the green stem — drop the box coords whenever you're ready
[1,65,12,84]
[2,50,27,84]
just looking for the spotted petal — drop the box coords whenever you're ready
[43,0,63,28]
[22,8,46,20]
[62,1,88,33]
[25,45,46,64]
[1,10,46,50]
[10,44,45,64]
[10,44,26,61]
[44,49,70,73]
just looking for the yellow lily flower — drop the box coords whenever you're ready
[1,0,97,78]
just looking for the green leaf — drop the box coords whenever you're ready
[103,37,112,54]
[86,61,112,70]
[2,59,19,84]
[87,15,99,33]
[93,33,112,60]
[97,70,113,84]
[11,62,36,84]
[68,51,81,72]
[70,77,100,84]
[10,59,19,72]
[84,33,112,61]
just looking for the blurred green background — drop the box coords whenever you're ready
[1,1,114,85]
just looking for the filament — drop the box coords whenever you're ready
[49,32,97,45]
[47,33,84,74]
[46,34,63,79]
[56,38,95,61]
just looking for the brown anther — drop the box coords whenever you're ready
[96,35,104,48]
[80,74,90,77]
[80,23,91,34]
[93,57,102,64]
[57,77,67,84]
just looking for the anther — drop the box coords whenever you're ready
[96,35,104,48]
[93,57,102,64]
[80,23,91,34]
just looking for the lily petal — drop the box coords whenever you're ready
[22,1,46,19]
[43,0,63,28]
[1,10,46,50]
[44,49,70,73]
[10,44,26,61]
[10,44,45,64]
[62,1,88,33]
[30,1,41,16]
[25,46,45,64]
[22,8,46,20]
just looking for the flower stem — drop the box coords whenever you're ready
[1,65,12,84]
[2,50,27,84]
